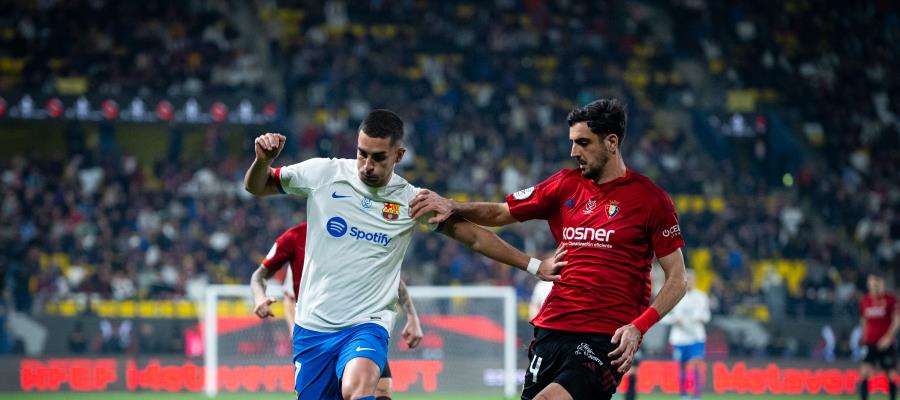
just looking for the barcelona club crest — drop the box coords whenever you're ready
[382,202,400,220]
[606,200,620,219]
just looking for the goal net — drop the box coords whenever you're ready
[203,284,519,398]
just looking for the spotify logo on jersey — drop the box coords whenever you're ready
[326,216,348,237]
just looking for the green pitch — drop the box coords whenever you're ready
[0,394,861,400]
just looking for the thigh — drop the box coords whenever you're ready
[555,339,622,400]
[375,376,392,397]
[523,330,562,399]
[673,344,689,364]
[293,327,342,400]
[686,342,705,361]
[523,330,622,400]
[381,361,392,378]
[336,323,390,380]
[878,345,898,371]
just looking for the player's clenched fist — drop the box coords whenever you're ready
[254,297,277,319]
[254,133,286,162]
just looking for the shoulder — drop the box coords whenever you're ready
[535,169,582,192]
[287,223,308,240]
[328,158,357,176]
[629,171,675,209]
[550,169,582,183]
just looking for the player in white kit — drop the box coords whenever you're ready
[244,110,564,400]
[662,270,710,400]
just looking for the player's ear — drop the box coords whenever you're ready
[395,146,406,163]
[605,134,618,154]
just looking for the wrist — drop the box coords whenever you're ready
[630,307,660,335]
[526,257,540,275]
[450,199,462,215]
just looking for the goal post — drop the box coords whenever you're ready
[404,285,518,399]
[202,284,519,398]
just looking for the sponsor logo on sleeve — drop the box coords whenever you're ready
[662,224,681,238]
[512,187,535,200]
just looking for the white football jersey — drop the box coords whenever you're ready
[276,158,435,334]
[663,288,711,345]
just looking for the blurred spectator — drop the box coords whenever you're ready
[67,320,88,354]
[0,0,897,362]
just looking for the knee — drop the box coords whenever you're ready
[341,387,369,400]
[374,386,390,397]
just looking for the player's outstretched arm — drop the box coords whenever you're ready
[250,265,278,318]
[398,280,423,349]
[410,189,517,226]
[244,132,286,196]
[437,216,566,281]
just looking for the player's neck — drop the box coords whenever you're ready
[594,157,627,185]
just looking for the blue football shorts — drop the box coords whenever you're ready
[672,342,705,363]
[292,322,389,400]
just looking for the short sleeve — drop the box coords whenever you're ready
[647,192,685,259]
[505,171,566,222]
[275,158,338,195]
[412,187,439,231]
[261,233,293,271]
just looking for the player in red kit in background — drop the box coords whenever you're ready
[858,272,900,400]
[411,98,688,400]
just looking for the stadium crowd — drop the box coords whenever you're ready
[1,0,898,358]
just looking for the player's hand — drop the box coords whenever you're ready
[537,244,567,282]
[254,133,286,163]
[877,336,892,350]
[409,189,455,224]
[401,318,424,349]
[254,297,277,319]
[609,324,642,373]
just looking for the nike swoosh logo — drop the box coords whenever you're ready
[356,346,375,352]
[331,191,351,199]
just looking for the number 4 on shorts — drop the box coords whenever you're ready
[529,356,543,383]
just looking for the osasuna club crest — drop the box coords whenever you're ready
[513,187,535,200]
[606,200,620,219]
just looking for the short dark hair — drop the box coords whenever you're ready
[566,98,627,144]
[359,109,404,145]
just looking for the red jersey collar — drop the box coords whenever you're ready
[586,168,633,189]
